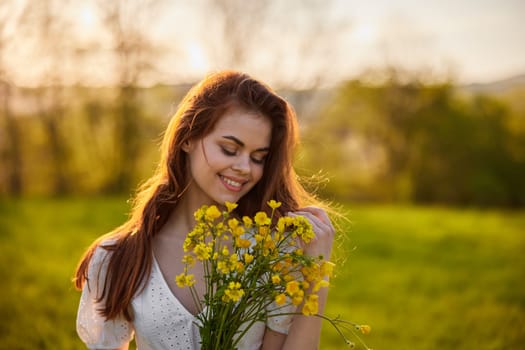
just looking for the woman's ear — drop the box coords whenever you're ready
[181,140,192,152]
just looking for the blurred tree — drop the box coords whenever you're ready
[97,0,164,193]
[202,0,351,88]
[302,69,525,207]
[18,0,73,195]
[207,0,270,68]
[0,0,24,196]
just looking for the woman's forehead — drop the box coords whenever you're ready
[211,108,272,146]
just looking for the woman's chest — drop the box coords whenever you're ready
[153,241,206,316]
[131,261,201,349]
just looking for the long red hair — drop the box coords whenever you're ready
[74,71,317,321]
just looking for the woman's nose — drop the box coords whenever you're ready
[231,155,250,175]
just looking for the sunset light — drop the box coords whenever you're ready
[1,0,524,86]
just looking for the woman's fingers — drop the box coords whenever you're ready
[299,206,333,227]
[293,207,335,236]
[288,207,335,258]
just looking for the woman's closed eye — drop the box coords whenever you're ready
[250,155,266,165]
[221,147,237,156]
[221,146,267,165]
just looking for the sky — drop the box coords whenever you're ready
[3,0,525,87]
[335,0,525,83]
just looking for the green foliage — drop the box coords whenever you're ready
[321,204,525,350]
[1,198,523,349]
[0,197,131,349]
[300,76,525,207]
[0,85,175,197]
[2,79,524,207]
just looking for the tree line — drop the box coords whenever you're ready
[1,1,523,207]
[1,72,524,208]
[299,71,525,207]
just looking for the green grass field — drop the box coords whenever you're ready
[1,198,524,349]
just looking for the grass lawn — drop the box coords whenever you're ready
[1,198,524,349]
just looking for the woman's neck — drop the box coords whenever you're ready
[160,192,212,239]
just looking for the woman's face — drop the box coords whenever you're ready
[183,106,272,207]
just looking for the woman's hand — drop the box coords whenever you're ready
[288,206,335,260]
[262,207,336,350]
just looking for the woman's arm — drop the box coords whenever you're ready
[261,207,335,350]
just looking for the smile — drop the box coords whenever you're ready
[219,175,245,192]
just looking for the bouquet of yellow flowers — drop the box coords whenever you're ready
[176,200,370,350]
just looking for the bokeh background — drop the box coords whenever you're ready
[1,0,524,349]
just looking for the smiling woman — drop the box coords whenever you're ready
[182,107,271,205]
[73,70,336,350]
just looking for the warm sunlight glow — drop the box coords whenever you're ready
[78,4,97,29]
[2,0,523,86]
[353,21,377,44]
[187,43,208,72]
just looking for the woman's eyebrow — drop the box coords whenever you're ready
[222,135,270,152]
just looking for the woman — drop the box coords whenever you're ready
[74,71,335,350]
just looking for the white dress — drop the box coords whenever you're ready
[77,244,293,350]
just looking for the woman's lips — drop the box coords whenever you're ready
[219,175,246,192]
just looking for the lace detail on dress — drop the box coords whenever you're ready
[131,257,199,349]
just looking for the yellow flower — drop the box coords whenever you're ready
[263,235,275,249]
[194,243,212,260]
[275,293,287,305]
[205,205,221,221]
[271,275,281,284]
[276,216,295,233]
[175,273,195,287]
[291,216,315,243]
[313,279,330,292]
[301,281,310,290]
[177,202,365,349]
[188,224,205,239]
[301,265,321,282]
[258,225,270,236]
[193,207,206,221]
[320,261,336,277]
[242,216,253,228]
[182,254,195,267]
[229,253,238,265]
[225,201,238,213]
[228,218,239,230]
[243,253,254,264]
[183,237,194,252]
[222,282,244,303]
[283,274,294,282]
[235,261,245,273]
[302,294,319,316]
[217,261,229,274]
[291,290,304,306]
[235,237,251,249]
[215,222,225,234]
[267,200,282,209]
[358,325,372,335]
[233,226,245,237]
[285,281,300,295]
[254,212,271,226]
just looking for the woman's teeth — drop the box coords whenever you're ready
[222,176,241,187]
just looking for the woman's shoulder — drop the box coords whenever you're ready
[85,238,119,285]
[91,238,118,262]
